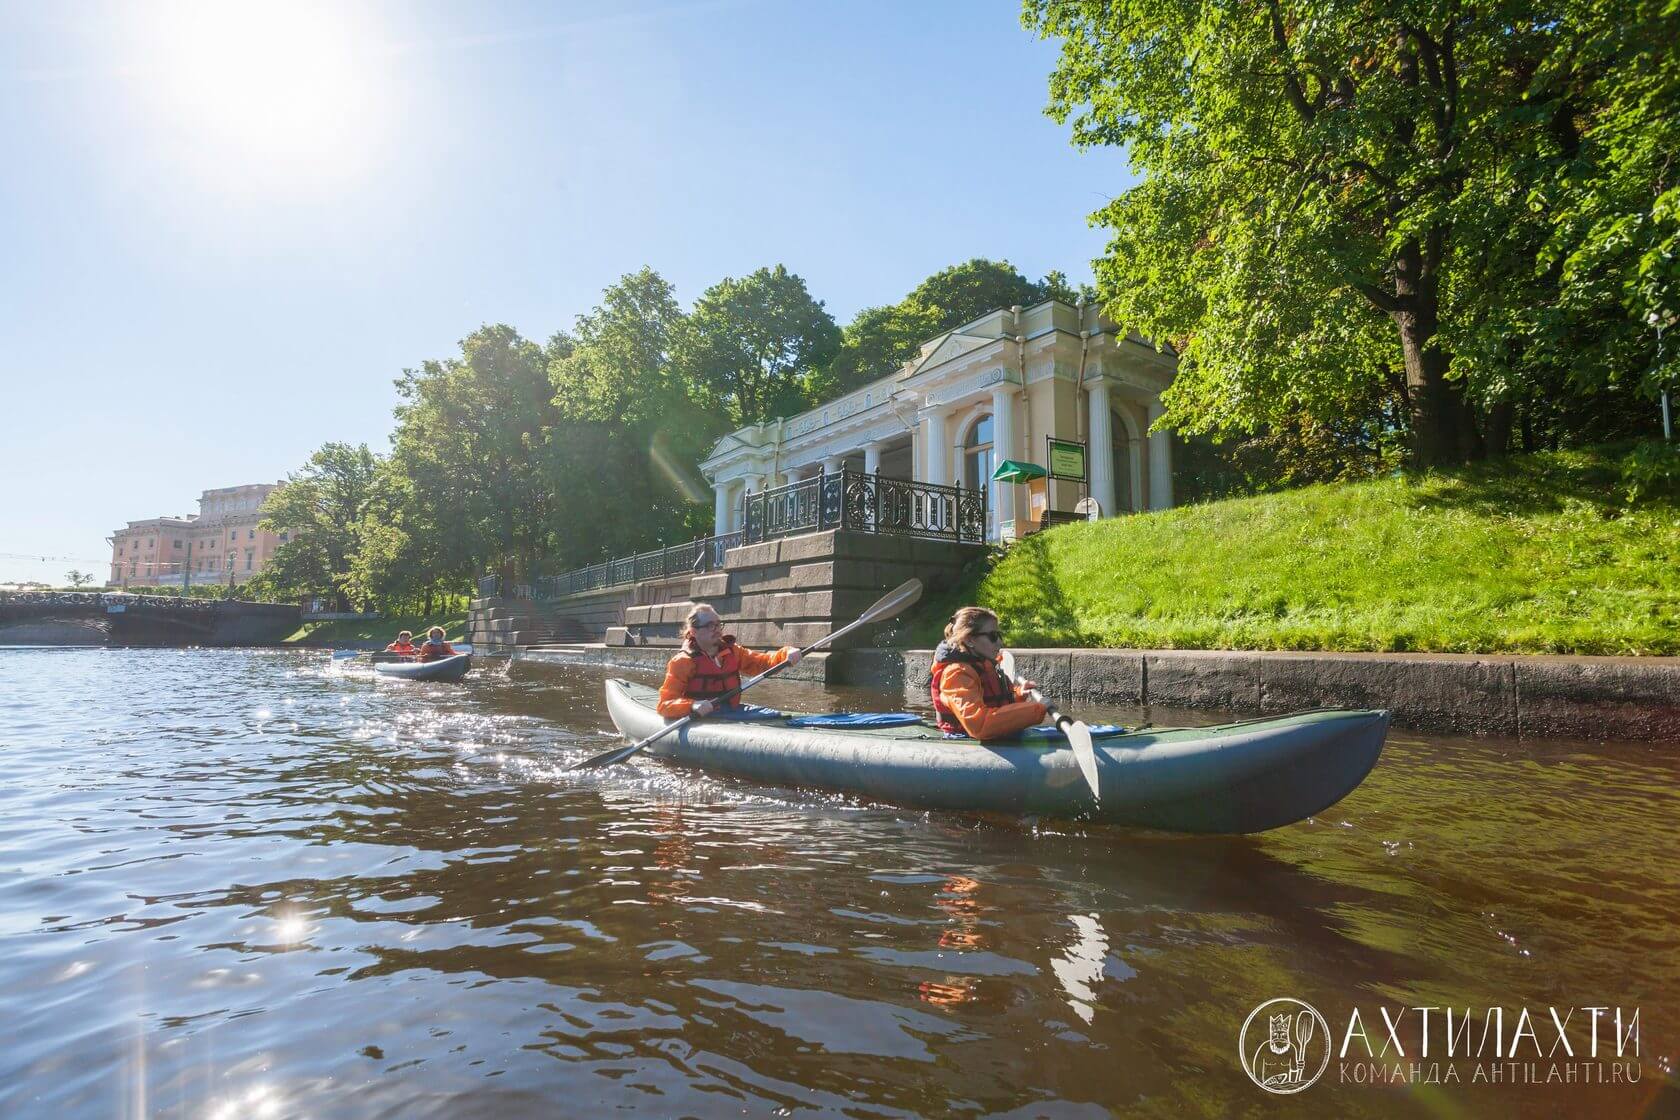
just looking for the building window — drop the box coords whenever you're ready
[230,531,237,541]
[248,529,255,540]
[279,531,288,542]
[245,550,254,570]
[962,414,994,491]
[173,540,182,548]
[1111,409,1135,514]
[963,414,997,541]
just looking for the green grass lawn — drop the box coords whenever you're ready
[905,445,1680,655]
[283,612,468,645]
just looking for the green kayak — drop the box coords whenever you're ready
[602,679,1387,833]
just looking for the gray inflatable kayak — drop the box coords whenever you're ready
[375,653,471,681]
[603,679,1387,833]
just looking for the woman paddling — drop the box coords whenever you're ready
[656,603,801,719]
[384,630,417,658]
[416,626,458,663]
[929,607,1046,740]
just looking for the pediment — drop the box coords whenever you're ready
[908,331,996,377]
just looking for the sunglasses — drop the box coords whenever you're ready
[972,630,1003,643]
[693,619,721,629]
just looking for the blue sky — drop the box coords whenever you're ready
[0,0,1130,584]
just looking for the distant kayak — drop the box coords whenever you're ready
[374,653,471,682]
[603,678,1387,834]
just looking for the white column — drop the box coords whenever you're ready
[781,468,802,487]
[922,410,949,485]
[712,481,730,536]
[1148,401,1173,510]
[822,455,843,476]
[863,441,883,475]
[1087,380,1114,518]
[990,384,1016,531]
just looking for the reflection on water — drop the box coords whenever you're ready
[0,647,1675,1118]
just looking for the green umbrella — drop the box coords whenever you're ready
[991,459,1047,483]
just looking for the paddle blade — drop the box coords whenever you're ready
[858,578,923,627]
[1068,720,1100,802]
[998,649,1016,679]
[570,715,689,770]
[330,649,359,660]
[570,741,643,771]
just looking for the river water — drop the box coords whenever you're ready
[1,647,1675,1118]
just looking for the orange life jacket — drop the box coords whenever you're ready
[929,651,1015,735]
[418,639,456,662]
[685,637,744,707]
[386,641,416,655]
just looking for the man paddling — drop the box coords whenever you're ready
[656,603,800,718]
[384,630,417,659]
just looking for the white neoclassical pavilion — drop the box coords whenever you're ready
[700,299,1176,542]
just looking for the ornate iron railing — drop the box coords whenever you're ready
[536,531,742,599]
[742,469,986,545]
[532,469,984,601]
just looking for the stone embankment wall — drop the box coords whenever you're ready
[614,530,981,652]
[825,647,1680,743]
[472,530,986,657]
[0,618,112,645]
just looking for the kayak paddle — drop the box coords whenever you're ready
[1000,648,1099,802]
[330,649,360,660]
[571,577,924,771]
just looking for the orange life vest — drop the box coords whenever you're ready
[685,637,744,707]
[929,651,1015,735]
[386,641,416,655]
[418,639,456,662]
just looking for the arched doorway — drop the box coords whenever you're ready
[963,414,995,539]
[1111,408,1139,514]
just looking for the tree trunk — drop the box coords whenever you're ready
[1391,240,1474,467]
[1483,399,1515,457]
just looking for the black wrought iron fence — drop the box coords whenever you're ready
[532,469,983,601]
[535,531,742,599]
[742,469,985,545]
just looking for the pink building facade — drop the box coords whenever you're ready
[107,483,287,589]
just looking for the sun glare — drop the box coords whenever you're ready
[129,2,385,191]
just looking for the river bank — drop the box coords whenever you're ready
[519,644,1680,742]
[906,446,1680,657]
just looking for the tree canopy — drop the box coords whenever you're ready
[677,265,841,425]
[1026,0,1679,465]
[828,259,1084,394]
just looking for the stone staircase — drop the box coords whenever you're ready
[468,598,591,653]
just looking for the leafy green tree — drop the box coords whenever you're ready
[548,269,713,562]
[675,265,841,425]
[549,268,686,427]
[1026,0,1678,466]
[64,570,92,588]
[259,443,382,610]
[1536,0,1680,402]
[828,259,1058,392]
[392,324,559,585]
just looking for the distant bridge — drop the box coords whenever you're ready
[0,590,300,646]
